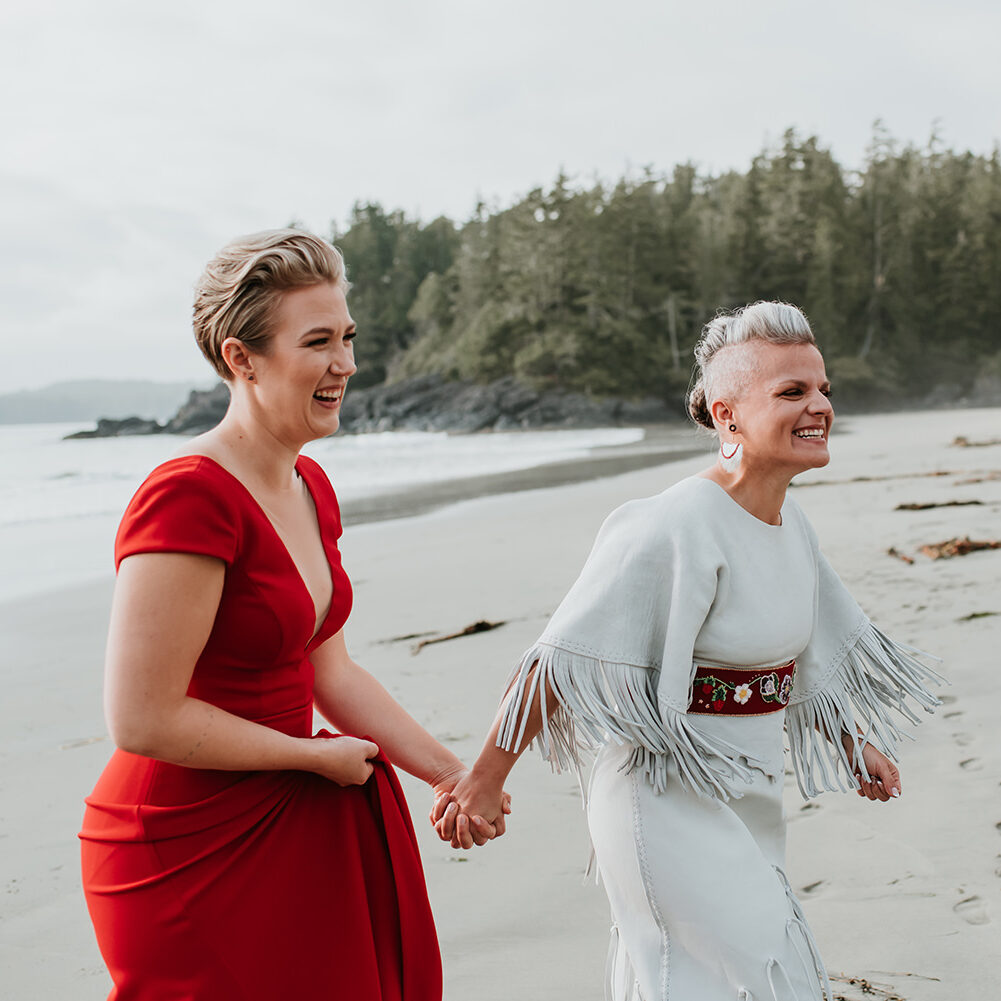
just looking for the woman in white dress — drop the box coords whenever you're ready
[433,301,940,1000]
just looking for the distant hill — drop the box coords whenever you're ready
[0,380,201,424]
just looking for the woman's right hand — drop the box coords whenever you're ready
[309,735,380,786]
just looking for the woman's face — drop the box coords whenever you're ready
[248,282,357,444]
[725,341,834,477]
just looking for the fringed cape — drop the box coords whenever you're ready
[497,479,941,801]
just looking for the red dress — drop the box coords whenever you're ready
[80,455,441,1001]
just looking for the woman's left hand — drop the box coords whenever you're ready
[846,737,901,802]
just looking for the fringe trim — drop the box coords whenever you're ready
[786,623,943,798]
[496,641,760,800]
[774,867,832,1000]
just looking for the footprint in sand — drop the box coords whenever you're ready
[953,896,990,925]
[952,732,975,747]
[959,758,983,771]
[943,709,963,719]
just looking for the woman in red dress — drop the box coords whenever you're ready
[79,229,502,1000]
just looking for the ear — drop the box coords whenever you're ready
[221,337,256,383]
[710,398,736,433]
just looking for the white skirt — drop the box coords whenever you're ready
[587,730,830,1001]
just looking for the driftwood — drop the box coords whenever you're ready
[830,974,907,1000]
[894,500,983,511]
[886,547,915,565]
[412,619,506,653]
[918,536,1001,560]
[793,470,954,488]
[954,470,1001,484]
[952,435,1001,448]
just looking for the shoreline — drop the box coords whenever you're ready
[338,425,709,525]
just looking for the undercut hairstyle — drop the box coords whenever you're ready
[686,301,816,432]
[192,228,348,380]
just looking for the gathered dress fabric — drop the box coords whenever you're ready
[80,455,441,1001]
[498,477,941,1001]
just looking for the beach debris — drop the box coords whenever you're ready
[954,470,1001,484]
[60,735,108,750]
[830,974,906,1000]
[793,470,954,488]
[957,610,1000,622]
[918,536,1001,560]
[951,435,1001,448]
[412,619,507,653]
[379,630,437,645]
[886,547,915,564]
[894,500,983,510]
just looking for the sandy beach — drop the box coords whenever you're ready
[2,408,999,1000]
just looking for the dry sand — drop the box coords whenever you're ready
[1,408,999,1000]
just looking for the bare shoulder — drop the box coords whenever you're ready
[169,428,225,462]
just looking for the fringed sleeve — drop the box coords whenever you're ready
[497,640,759,798]
[786,552,943,798]
[495,486,760,800]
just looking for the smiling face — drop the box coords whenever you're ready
[240,282,357,445]
[716,340,834,478]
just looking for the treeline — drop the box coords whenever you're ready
[333,126,1001,406]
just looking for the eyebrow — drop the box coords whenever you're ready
[298,324,356,340]
[775,378,832,391]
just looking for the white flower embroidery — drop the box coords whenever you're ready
[733,683,753,705]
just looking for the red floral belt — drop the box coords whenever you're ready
[688,660,796,716]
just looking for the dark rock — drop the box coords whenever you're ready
[64,416,164,439]
[70,372,680,439]
[338,374,676,433]
[165,383,231,434]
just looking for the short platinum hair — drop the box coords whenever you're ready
[192,228,348,381]
[687,301,816,431]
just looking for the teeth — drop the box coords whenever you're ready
[794,429,824,438]
[314,390,341,401]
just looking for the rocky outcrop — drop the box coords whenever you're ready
[164,383,231,434]
[338,375,678,432]
[64,384,231,439]
[64,416,164,438]
[66,375,678,438]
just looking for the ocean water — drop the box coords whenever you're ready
[0,423,649,603]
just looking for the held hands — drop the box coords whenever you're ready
[430,769,512,850]
[310,735,380,786]
[843,734,902,802]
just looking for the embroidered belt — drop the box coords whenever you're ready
[687,660,796,716]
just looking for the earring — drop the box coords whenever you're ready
[246,374,255,382]
[719,425,742,473]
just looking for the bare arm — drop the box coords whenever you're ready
[432,661,556,848]
[310,630,506,843]
[104,552,376,786]
[310,628,466,786]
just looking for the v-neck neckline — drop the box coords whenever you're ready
[170,454,334,648]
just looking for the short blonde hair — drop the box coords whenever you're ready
[192,228,348,380]
[687,301,816,431]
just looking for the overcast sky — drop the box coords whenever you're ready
[2,0,999,394]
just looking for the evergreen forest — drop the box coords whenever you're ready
[331,127,1001,409]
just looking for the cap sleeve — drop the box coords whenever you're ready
[115,458,239,570]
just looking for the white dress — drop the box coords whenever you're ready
[497,477,940,1001]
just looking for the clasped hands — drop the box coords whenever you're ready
[430,768,512,850]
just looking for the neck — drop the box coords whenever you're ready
[704,460,792,526]
[211,394,302,493]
